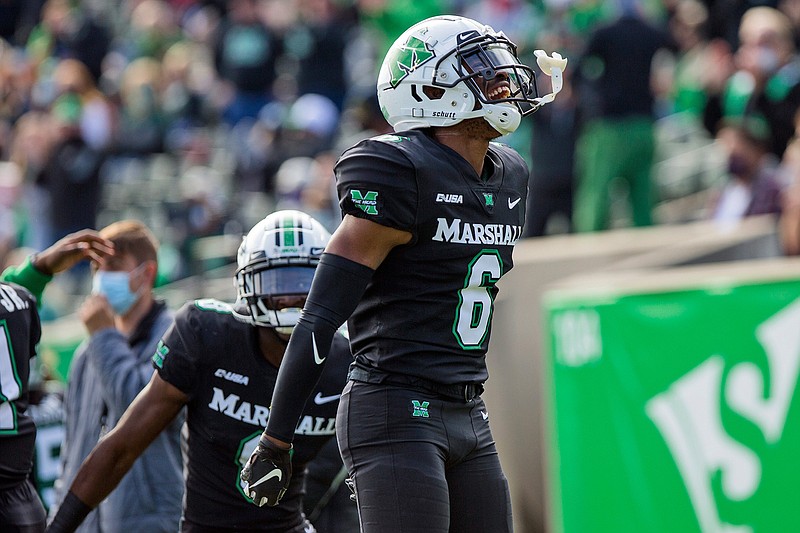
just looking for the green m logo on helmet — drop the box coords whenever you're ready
[386,36,435,89]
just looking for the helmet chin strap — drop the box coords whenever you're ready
[532,50,568,107]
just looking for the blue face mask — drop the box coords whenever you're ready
[92,269,141,315]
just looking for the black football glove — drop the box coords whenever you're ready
[241,436,293,507]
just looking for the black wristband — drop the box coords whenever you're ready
[47,491,93,533]
[260,434,294,458]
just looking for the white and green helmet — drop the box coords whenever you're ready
[377,15,567,135]
[233,210,330,333]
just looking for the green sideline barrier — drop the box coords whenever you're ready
[543,261,800,533]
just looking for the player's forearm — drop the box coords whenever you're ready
[0,255,52,305]
[72,433,138,507]
[47,436,136,532]
[265,319,337,442]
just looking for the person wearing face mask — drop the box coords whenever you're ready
[708,117,784,224]
[49,220,183,533]
[704,6,800,158]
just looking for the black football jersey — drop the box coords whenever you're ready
[154,299,351,531]
[336,129,528,385]
[0,282,41,490]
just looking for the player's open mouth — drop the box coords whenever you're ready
[487,84,511,100]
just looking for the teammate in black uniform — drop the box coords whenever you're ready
[242,15,568,533]
[0,282,46,533]
[46,211,355,533]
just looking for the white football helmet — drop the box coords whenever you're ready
[377,15,567,135]
[233,210,330,333]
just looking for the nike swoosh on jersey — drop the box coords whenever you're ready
[314,392,341,405]
[247,468,283,489]
[508,197,521,209]
[481,410,489,420]
[312,331,325,365]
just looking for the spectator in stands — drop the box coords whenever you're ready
[7,111,56,252]
[525,70,578,237]
[703,6,800,158]
[572,0,677,232]
[778,108,800,254]
[707,117,783,225]
[282,0,354,109]
[36,92,105,257]
[160,40,214,154]
[50,58,114,151]
[273,153,340,232]
[121,0,183,61]
[665,0,719,119]
[0,38,35,125]
[280,93,340,161]
[213,0,279,126]
[113,57,165,156]
[49,220,182,533]
[0,161,25,264]
[26,0,111,82]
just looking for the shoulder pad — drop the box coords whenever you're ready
[193,298,233,314]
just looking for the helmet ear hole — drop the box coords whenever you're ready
[422,85,445,100]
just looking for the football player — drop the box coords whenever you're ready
[0,229,113,533]
[242,14,567,533]
[46,211,355,533]
[0,282,46,532]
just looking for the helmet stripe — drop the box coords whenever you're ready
[298,216,305,246]
[273,216,281,247]
[283,215,295,247]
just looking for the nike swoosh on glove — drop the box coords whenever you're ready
[241,436,293,507]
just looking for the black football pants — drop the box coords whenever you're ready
[336,380,513,533]
[0,479,46,532]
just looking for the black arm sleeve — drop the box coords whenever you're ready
[265,253,374,442]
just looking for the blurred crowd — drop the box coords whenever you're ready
[2,0,800,318]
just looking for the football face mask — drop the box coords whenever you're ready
[441,34,539,117]
[236,264,316,331]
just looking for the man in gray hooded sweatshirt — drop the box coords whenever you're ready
[50,220,182,533]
